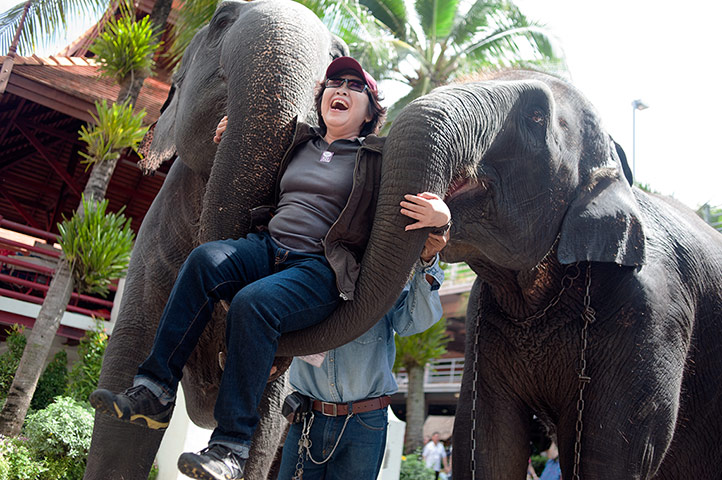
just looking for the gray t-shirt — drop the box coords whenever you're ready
[269,135,360,253]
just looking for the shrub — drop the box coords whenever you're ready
[67,325,108,404]
[0,435,47,480]
[399,451,435,480]
[0,325,27,401]
[23,396,94,462]
[31,350,68,411]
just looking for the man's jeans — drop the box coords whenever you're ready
[277,408,388,479]
[135,231,340,455]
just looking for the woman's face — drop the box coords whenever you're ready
[320,74,372,139]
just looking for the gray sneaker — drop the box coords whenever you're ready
[89,385,174,430]
[177,444,246,480]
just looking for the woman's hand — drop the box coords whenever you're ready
[213,116,228,144]
[400,192,451,231]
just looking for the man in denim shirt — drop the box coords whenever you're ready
[277,224,449,480]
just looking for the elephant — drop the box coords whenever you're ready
[84,1,347,479]
[275,69,722,479]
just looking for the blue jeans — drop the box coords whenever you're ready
[277,408,388,479]
[135,231,340,456]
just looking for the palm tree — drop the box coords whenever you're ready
[0,0,111,55]
[356,0,561,127]
[0,2,158,435]
[394,318,450,453]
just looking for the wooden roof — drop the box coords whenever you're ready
[0,55,172,234]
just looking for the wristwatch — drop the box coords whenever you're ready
[430,219,452,236]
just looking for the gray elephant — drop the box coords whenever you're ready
[275,70,722,479]
[84,2,347,479]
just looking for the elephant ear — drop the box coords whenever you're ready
[137,83,178,175]
[558,142,646,266]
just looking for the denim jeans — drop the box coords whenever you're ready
[134,231,340,456]
[277,408,388,479]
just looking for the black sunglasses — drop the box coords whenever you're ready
[325,77,368,93]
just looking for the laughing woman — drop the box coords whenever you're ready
[90,57,450,480]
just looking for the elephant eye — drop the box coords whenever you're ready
[530,110,546,126]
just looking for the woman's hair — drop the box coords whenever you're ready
[314,71,387,137]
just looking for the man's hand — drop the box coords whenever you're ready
[420,232,449,263]
[213,115,228,144]
[400,192,451,231]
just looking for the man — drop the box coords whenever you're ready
[423,432,450,479]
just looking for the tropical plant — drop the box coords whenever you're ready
[66,324,108,403]
[356,0,560,127]
[58,195,135,296]
[394,318,450,453]
[0,0,169,440]
[29,350,68,411]
[78,99,148,167]
[0,0,111,56]
[0,325,27,401]
[91,0,160,97]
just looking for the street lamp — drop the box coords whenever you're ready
[631,99,649,180]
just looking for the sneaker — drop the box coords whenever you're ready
[89,385,174,430]
[177,444,246,480]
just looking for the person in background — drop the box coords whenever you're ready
[423,432,450,479]
[539,442,561,480]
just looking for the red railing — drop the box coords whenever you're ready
[0,216,115,332]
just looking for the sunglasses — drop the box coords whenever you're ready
[325,77,368,93]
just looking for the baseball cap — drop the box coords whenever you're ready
[325,56,377,93]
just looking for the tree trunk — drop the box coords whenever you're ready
[0,259,74,435]
[0,0,162,430]
[404,363,427,453]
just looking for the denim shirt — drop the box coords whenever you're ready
[289,257,445,403]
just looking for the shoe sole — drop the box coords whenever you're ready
[177,454,243,480]
[89,390,170,430]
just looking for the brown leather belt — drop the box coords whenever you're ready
[312,396,391,417]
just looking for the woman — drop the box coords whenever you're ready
[90,57,450,480]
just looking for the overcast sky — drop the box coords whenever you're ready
[2,0,719,209]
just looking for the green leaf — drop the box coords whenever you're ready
[57,194,135,296]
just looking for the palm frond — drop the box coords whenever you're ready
[414,0,458,47]
[0,0,111,56]
[358,0,409,43]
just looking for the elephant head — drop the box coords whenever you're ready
[277,69,645,356]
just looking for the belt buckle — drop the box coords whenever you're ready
[320,401,338,416]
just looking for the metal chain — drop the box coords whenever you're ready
[469,262,593,480]
[293,410,354,479]
[573,263,595,480]
[470,307,482,480]
[523,263,581,322]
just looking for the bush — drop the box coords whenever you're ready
[31,350,68,411]
[66,324,108,403]
[23,397,94,462]
[0,325,27,401]
[0,435,47,480]
[399,451,435,480]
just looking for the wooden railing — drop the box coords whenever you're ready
[394,357,464,393]
[0,216,115,338]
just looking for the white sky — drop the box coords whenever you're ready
[2,0,719,209]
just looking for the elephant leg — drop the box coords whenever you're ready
[244,371,291,480]
[85,163,204,479]
[453,364,531,478]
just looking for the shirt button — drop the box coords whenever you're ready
[330,383,335,387]
[329,358,334,362]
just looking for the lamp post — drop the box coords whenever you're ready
[631,99,649,180]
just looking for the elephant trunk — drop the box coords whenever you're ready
[199,1,332,243]
[277,85,509,356]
